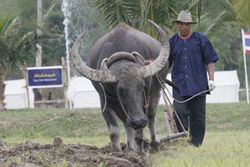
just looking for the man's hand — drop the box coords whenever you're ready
[208,80,216,91]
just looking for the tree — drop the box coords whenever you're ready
[210,0,250,28]
[90,0,203,36]
[0,16,37,110]
[209,0,250,87]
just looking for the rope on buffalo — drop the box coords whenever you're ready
[116,80,153,119]
[155,74,210,103]
[99,82,150,119]
[164,87,210,104]
[99,82,130,118]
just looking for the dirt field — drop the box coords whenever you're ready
[0,137,155,167]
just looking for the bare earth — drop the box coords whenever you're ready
[0,137,157,167]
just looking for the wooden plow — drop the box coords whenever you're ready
[159,81,188,143]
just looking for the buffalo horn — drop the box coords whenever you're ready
[70,32,116,82]
[143,20,170,78]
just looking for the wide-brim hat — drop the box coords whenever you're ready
[173,10,197,24]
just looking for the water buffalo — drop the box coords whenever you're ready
[71,21,170,154]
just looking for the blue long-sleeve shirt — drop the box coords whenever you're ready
[169,32,219,98]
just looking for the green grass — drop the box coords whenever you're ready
[151,131,250,167]
[1,103,250,167]
[151,103,250,167]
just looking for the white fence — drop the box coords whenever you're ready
[4,70,241,109]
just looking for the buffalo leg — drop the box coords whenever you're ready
[125,126,135,151]
[148,115,160,149]
[135,128,145,155]
[125,125,145,155]
[102,108,122,152]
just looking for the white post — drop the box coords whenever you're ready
[37,0,43,35]
[241,29,249,104]
[62,0,72,109]
[36,0,43,65]
[25,69,31,108]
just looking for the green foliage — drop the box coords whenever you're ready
[206,0,250,87]
[211,0,250,28]
[0,17,12,66]
[91,0,139,27]
[233,0,250,28]
[0,16,36,70]
[90,0,203,36]
[210,22,242,69]
[0,0,20,17]
[0,0,66,68]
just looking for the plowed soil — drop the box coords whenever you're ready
[0,137,154,167]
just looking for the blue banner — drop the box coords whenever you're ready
[27,66,63,88]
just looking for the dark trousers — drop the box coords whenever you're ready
[173,95,206,146]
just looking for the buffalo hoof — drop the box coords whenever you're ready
[150,141,160,151]
[124,146,134,152]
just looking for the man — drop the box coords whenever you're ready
[169,10,219,147]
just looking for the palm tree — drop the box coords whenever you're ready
[0,16,36,110]
[227,0,250,29]
[210,0,250,29]
[0,17,16,110]
[90,0,203,35]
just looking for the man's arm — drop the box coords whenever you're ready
[207,62,216,91]
[207,63,215,81]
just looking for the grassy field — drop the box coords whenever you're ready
[0,103,250,167]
